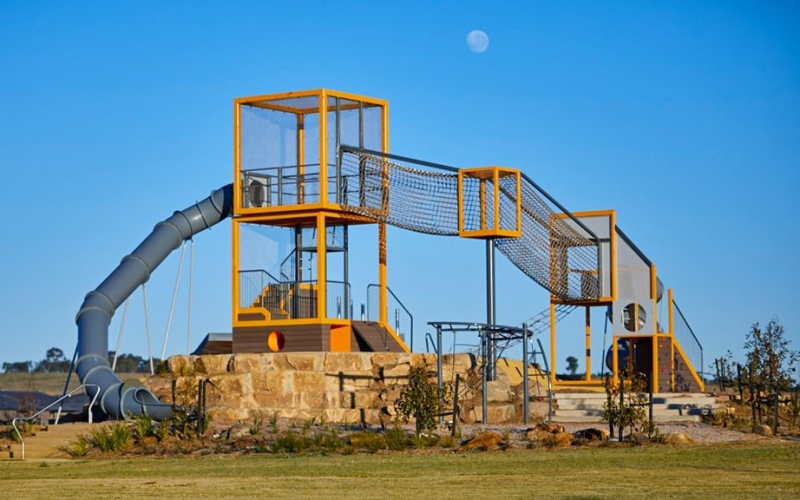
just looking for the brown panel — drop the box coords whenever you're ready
[232,324,331,353]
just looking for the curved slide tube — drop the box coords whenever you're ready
[75,184,234,420]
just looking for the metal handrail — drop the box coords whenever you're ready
[673,301,704,380]
[12,384,100,460]
[366,284,414,351]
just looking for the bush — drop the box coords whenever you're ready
[90,423,131,452]
[394,364,449,436]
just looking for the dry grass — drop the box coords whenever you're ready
[0,372,140,395]
[1,442,798,499]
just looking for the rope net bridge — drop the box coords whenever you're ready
[338,147,600,301]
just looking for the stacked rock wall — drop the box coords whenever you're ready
[144,352,527,425]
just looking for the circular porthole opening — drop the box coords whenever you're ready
[622,303,646,332]
[267,330,285,352]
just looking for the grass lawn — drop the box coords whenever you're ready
[1,442,798,499]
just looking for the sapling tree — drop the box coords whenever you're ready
[743,319,798,428]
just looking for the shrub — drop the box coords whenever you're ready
[394,364,449,436]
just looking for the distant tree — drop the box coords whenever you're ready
[108,352,149,373]
[2,361,33,373]
[566,356,579,376]
[35,347,70,373]
[743,319,798,427]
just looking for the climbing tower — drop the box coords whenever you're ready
[548,210,704,392]
[232,89,408,353]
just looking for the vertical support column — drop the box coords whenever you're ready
[297,113,306,204]
[437,324,443,425]
[316,214,327,320]
[522,324,530,425]
[231,220,240,326]
[481,327,488,426]
[585,306,592,382]
[651,335,659,393]
[486,239,496,380]
[612,336,619,384]
[378,223,388,325]
[318,93,328,204]
[343,225,349,319]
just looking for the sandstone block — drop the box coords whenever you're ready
[323,353,372,373]
[472,403,516,424]
[167,355,195,375]
[192,354,231,375]
[209,373,253,397]
[383,363,411,380]
[485,379,513,402]
[227,353,266,373]
[274,353,324,371]
[291,371,328,393]
[254,388,296,408]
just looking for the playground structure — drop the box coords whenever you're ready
[74,88,703,421]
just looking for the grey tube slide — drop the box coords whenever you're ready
[75,184,233,420]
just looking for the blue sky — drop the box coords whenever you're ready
[1,1,798,376]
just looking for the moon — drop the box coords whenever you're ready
[466,30,489,53]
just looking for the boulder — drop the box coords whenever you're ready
[485,380,513,402]
[462,431,504,451]
[753,424,773,436]
[661,431,695,445]
[573,428,609,442]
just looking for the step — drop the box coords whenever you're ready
[4,422,97,460]
[552,409,701,423]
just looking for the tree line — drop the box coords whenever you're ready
[2,347,158,374]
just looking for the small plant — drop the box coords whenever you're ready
[271,430,309,454]
[61,435,93,458]
[250,411,264,436]
[385,426,410,451]
[90,422,131,452]
[348,431,386,454]
[269,412,279,434]
[132,416,155,441]
[394,364,449,436]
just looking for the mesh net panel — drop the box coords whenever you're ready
[340,150,600,300]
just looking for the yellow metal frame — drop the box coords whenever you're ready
[231,89,407,353]
[457,167,522,239]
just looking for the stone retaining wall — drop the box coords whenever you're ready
[143,352,541,425]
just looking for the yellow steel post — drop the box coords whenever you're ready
[515,171,522,233]
[651,335,659,392]
[585,306,591,381]
[297,113,305,204]
[316,213,327,319]
[318,92,329,204]
[612,336,619,384]
[610,211,618,301]
[231,219,240,326]
[480,178,486,230]
[378,98,389,327]
[493,168,500,231]
[233,101,242,211]
[379,222,387,325]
